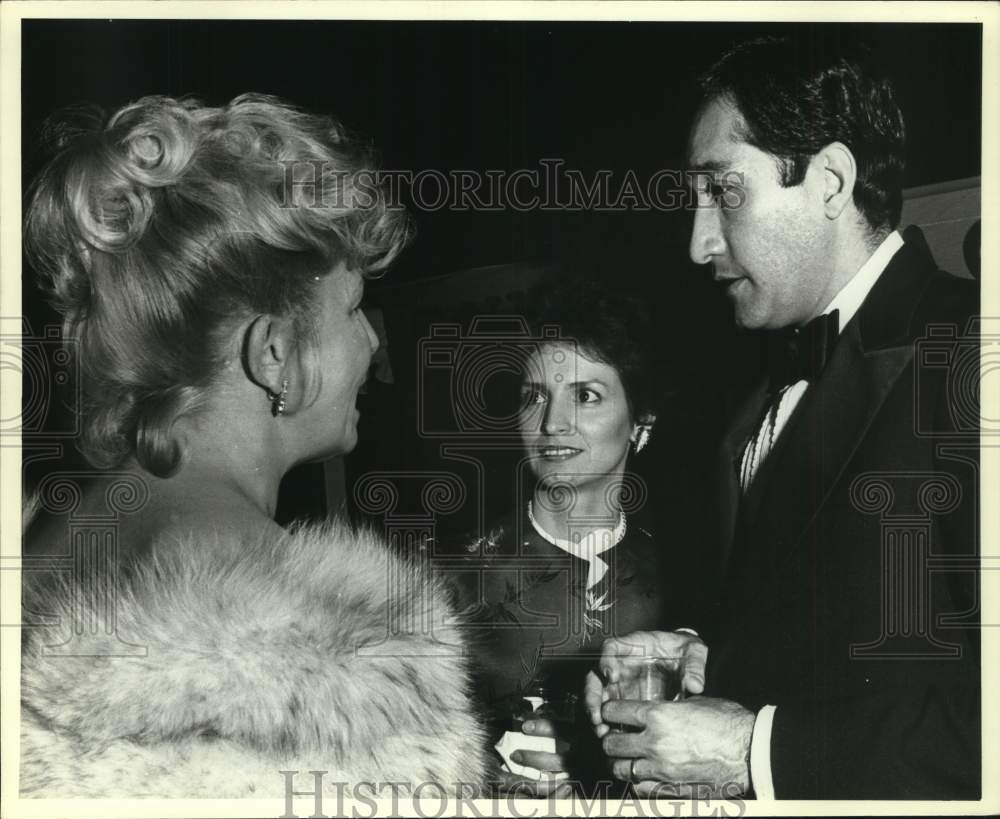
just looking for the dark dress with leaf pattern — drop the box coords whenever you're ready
[441,508,669,786]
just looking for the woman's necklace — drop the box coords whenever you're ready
[526,499,627,551]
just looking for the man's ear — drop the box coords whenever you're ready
[242,313,296,394]
[816,141,858,220]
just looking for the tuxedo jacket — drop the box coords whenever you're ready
[702,238,980,799]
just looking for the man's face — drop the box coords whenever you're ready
[687,97,834,330]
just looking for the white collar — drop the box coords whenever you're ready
[823,230,903,333]
[526,500,625,589]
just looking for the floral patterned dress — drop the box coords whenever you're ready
[441,507,669,783]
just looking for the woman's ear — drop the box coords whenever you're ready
[242,313,296,396]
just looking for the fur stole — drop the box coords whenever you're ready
[20,519,489,798]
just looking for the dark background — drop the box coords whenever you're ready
[22,21,982,282]
[20,20,983,529]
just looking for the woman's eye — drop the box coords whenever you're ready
[577,388,601,404]
[520,388,545,405]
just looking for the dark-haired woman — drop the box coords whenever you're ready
[20,94,487,797]
[446,282,671,794]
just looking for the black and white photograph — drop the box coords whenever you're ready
[1,2,996,815]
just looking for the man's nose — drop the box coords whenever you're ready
[689,204,725,266]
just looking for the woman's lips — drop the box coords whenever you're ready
[535,446,583,461]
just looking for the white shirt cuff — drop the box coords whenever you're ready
[675,627,699,637]
[749,705,777,799]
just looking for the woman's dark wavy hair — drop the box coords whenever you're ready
[24,93,412,477]
[524,275,657,422]
[699,35,906,235]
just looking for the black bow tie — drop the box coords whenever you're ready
[767,310,840,393]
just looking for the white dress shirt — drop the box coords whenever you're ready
[746,230,904,798]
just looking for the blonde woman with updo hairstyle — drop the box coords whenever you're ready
[20,94,488,797]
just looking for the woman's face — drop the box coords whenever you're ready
[519,343,634,492]
[301,264,379,459]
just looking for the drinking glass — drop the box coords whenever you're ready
[606,655,686,702]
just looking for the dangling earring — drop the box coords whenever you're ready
[267,378,289,417]
[633,424,651,454]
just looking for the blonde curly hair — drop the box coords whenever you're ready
[25,93,411,477]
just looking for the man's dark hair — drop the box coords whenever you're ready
[699,35,906,234]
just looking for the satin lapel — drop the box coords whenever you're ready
[742,318,913,565]
[716,379,768,574]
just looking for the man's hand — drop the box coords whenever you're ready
[584,630,708,738]
[493,718,574,798]
[601,696,755,797]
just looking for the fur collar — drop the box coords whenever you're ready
[21,519,489,797]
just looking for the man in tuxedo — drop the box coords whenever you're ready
[587,36,980,798]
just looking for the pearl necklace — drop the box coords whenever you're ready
[526,499,627,547]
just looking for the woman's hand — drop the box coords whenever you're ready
[493,718,574,798]
[584,630,708,738]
